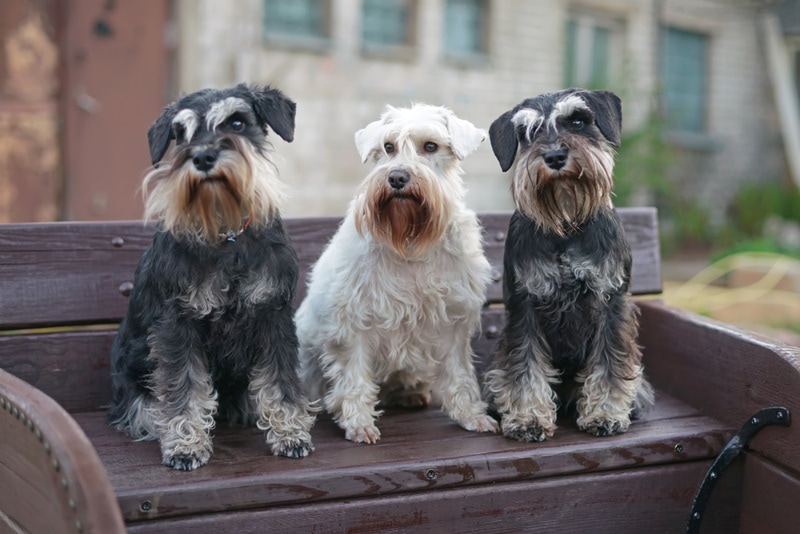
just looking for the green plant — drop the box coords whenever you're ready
[613,114,673,206]
[614,113,716,252]
[730,183,800,237]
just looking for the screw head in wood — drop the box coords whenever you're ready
[119,282,134,296]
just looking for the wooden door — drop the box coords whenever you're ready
[61,0,171,220]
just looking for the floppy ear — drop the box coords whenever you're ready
[446,113,486,160]
[147,103,177,166]
[249,85,297,143]
[354,118,384,163]
[488,109,519,172]
[582,90,622,147]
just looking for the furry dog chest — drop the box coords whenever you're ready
[362,244,478,326]
[508,209,630,372]
[351,246,478,374]
[170,234,286,321]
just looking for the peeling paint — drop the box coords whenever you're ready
[0,111,60,223]
[0,6,61,223]
[3,12,58,100]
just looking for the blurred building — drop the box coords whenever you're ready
[0,0,792,222]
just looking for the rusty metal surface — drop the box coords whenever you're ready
[0,0,61,223]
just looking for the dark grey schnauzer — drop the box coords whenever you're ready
[109,83,315,470]
[483,88,653,442]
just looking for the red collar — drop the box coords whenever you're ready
[221,217,252,242]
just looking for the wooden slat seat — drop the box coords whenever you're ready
[75,393,731,530]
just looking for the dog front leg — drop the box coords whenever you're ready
[576,295,646,436]
[483,306,560,442]
[148,318,218,471]
[436,329,498,433]
[322,339,382,444]
[250,309,316,458]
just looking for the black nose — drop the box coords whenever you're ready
[543,147,568,170]
[388,169,410,190]
[192,149,218,172]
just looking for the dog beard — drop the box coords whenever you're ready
[513,138,615,237]
[143,137,282,242]
[180,175,245,241]
[354,176,448,257]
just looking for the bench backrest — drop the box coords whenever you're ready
[0,209,660,412]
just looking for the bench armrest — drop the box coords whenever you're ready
[0,367,125,534]
[638,300,800,474]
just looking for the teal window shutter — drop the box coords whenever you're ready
[590,26,610,87]
[564,18,578,87]
[661,27,709,132]
[263,0,325,39]
[563,15,616,89]
[444,0,487,56]
[362,0,412,46]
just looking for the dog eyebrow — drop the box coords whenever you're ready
[548,95,589,132]
[172,109,199,142]
[511,108,543,143]
[206,97,252,131]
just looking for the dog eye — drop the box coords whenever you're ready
[384,142,395,154]
[423,142,438,153]
[569,119,585,130]
[230,119,245,133]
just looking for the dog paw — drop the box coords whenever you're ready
[344,424,381,444]
[459,414,500,433]
[579,417,630,437]
[162,450,210,471]
[503,421,555,442]
[273,437,315,458]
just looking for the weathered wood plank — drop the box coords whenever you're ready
[740,453,800,534]
[0,329,115,413]
[68,391,731,523]
[0,209,660,330]
[125,461,738,534]
[638,300,800,475]
[0,368,125,533]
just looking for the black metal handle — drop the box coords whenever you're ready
[686,406,791,534]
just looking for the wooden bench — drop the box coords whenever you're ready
[1,208,798,533]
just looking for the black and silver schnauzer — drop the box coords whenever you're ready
[483,88,654,442]
[109,83,315,470]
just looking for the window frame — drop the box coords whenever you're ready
[563,10,626,90]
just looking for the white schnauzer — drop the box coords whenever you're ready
[295,103,499,443]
